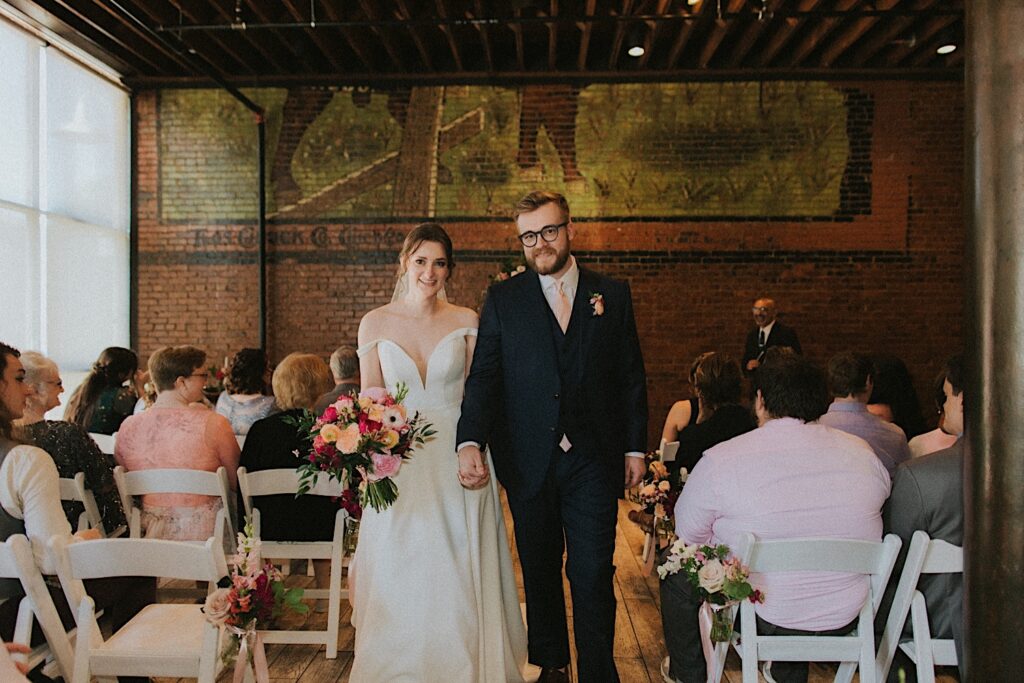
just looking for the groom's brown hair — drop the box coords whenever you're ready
[513,191,570,222]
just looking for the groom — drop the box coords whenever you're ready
[457,190,648,682]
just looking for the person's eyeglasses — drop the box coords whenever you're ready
[517,221,568,248]
[189,373,210,381]
[752,307,770,314]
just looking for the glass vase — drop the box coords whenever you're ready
[709,604,734,644]
[344,517,360,555]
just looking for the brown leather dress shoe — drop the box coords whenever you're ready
[537,666,570,683]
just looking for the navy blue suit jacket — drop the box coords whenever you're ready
[457,266,648,499]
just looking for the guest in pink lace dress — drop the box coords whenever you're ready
[114,345,240,541]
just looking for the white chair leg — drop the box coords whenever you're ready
[911,593,937,683]
[71,598,94,683]
[327,548,342,659]
[835,661,857,683]
[740,605,758,683]
[198,623,220,683]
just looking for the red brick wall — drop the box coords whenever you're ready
[133,80,964,448]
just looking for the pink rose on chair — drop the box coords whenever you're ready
[203,588,232,625]
[367,452,402,482]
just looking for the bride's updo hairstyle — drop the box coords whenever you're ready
[398,222,456,276]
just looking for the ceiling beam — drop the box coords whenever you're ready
[757,0,821,67]
[61,0,188,74]
[510,7,525,71]
[666,4,707,69]
[279,0,345,73]
[607,0,634,70]
[434,0,464,71]
[784,0,858,67]
[699,0,747,69]
[847,0,938,68]
[356,0,404,70]
[471,0,494,72]
[818,0,900,67]
[547,0,558,71]
[725,0,785,68]
[240,0,318,73]
[394,0,434,71]
[169,0,286,73]
[902,14,960,67]
[576,0,596,71]
[315,0,374,72]
[637,0,670,69]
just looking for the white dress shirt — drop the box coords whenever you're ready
[0,444,74,573]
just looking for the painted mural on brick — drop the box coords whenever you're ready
[158,82,868,222]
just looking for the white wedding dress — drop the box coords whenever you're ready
[351,327,528,682]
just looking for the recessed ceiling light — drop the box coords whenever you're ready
[628,45,645,57]
[937,44,957,55]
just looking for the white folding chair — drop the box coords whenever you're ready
[0,535,74,680]
[237,467,347,658]
[58,473,106,536]
[49,535,226,683]
[710,532,901,683]
[876,531,962,683]
[113,465,234,543]
[87,433,115,456]
[235,434,246,450]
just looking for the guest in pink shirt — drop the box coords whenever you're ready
[115,345,240,541]
[660,350,890,683]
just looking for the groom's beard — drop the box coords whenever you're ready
[526,244,570,275]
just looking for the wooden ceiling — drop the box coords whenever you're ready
[6,0,964,86]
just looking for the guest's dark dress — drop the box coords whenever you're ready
[87,386,137,434]
[239,409,340,541]
[22,420,126,532]
[673,403,757,480]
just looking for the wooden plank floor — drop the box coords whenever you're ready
[152,498,958,683]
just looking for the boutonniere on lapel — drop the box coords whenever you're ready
[589,292,605,317]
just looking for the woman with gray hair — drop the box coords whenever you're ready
[15,352,126,533]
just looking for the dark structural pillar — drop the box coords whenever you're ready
[965,1,1024,679]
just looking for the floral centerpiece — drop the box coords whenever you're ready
[203,521,307,679]
[291,384,435,513]
[657,541,764,642]
[629,452,686,542]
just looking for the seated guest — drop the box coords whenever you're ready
[660,354,702,445]
[674,352,755,478]
[216,348,276,435]
[660,352,890,683]
[15,352,126,533]
[64,346,141,435]
[820,352,912,477]
[883,354,964,677]
[313,345,360,416]
[0,343,153,654]
[115,345,240,541]
[240,353,337,594]
[908,370,958,458]
[867,353,927,441]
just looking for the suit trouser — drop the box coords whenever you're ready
[660,569,856,683]
[506,447,620,683]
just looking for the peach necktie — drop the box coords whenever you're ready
[556,280,572,332]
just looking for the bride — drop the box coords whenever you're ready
[350,223,528,682]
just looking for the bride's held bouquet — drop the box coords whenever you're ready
[657,540,764,642]
[292,383,435,512]
[203,521,306,677]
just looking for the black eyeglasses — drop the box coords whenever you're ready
[517,221,568,248]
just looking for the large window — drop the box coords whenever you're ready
[0,16,130,371]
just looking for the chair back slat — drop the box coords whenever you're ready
[55,536,227,583]
[238,467,342,517]
[115,467,227,497]
[920,538,963,573]
[88,432,115,455]
[743,535,897,575]
[660,440,679,463]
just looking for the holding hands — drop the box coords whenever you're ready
[457,445,490,490]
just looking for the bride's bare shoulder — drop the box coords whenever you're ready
[358,304,400,343]
[444,303,479,329]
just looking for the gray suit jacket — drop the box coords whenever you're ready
[882,438,964,672]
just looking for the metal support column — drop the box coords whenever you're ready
[965,1,1024,678]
